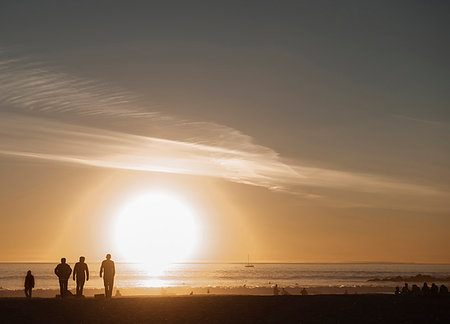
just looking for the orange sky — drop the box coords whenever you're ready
[1,157,448,263]
[0,1,449,263]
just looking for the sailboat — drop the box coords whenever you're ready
[245,254,254,267]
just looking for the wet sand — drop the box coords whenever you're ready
[1,295,449,323]
[0,285,399,298]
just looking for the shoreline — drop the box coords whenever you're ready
[0,285,398,298]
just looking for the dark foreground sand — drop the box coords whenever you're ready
[1,295,449,323]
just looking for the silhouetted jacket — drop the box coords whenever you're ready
[100,260,115,279]
[25,274,35,288]
[54,263,72,280]
[73,262,89,281]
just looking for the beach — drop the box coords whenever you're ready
[1,295,449,323]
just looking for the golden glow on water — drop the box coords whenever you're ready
[114,192,199,272]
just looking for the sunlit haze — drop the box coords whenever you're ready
[0,1,449,265]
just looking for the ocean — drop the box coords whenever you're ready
[1,263,449,294]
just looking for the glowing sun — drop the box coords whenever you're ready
[114,192,199,268]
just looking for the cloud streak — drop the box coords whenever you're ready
[0,113,300,191]
[0,50,448,206]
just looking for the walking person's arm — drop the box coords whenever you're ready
[100,262,104,278]
[86,264,89,281]
[73,264,77,281]
[112,261,115,277]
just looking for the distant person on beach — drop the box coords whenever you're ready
[422,282,430,296]
[394,286,400,295]
[73,256,89,297]
[430,283,438,297]
[100,254,115,298]
[401,283,410,295]
[24,270,35,299]
[411,284,421,296]
[439,284,448,296]
[301,288,308,296]
[54,258,72,298]
[273,284,279,296]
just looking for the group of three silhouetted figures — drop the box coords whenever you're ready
[25,254,115,299]
[54,254,115,298]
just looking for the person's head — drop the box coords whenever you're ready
[79,256,85,263]
[61,258,66,264]
[27,270,31,275]
[106,254,111,260]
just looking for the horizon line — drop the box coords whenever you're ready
[1,261,449,265]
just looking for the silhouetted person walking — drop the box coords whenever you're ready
[24,270,34,299]
[55,258,72,298]
[422,282,430,296]
[100,254,115,298]
[73,256,89,297]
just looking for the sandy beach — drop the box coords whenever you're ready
[1,295,449,323]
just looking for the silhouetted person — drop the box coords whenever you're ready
[401,283,410,295]
[73,256,89,297]
[24,270,35,299]
[301,288,308,296]
[55,258,72,298]
[411,284,421,296]
[394,286,400,295]
[273,284,279,296]
[100,254,115,298]
[430,283,438,297]
[422,282,430,296]
[439,284,448,296]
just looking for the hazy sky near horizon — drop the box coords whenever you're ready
[0,1,449,263]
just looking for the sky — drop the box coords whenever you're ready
[0,0,449,263]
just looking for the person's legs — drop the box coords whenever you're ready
[106,281,111,298]
[77,279,85,296]
[59,280,65,297]
[103,277,108,297]
[105,278,114,298]
[25,288,30,298]
[109,278,114,297]
[61,279,68,297]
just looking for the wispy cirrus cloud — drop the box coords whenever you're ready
[0,51,300,191]
[0,50,448,207]
[392,114,449,127]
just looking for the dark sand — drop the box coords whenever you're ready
[1,295,449,323]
